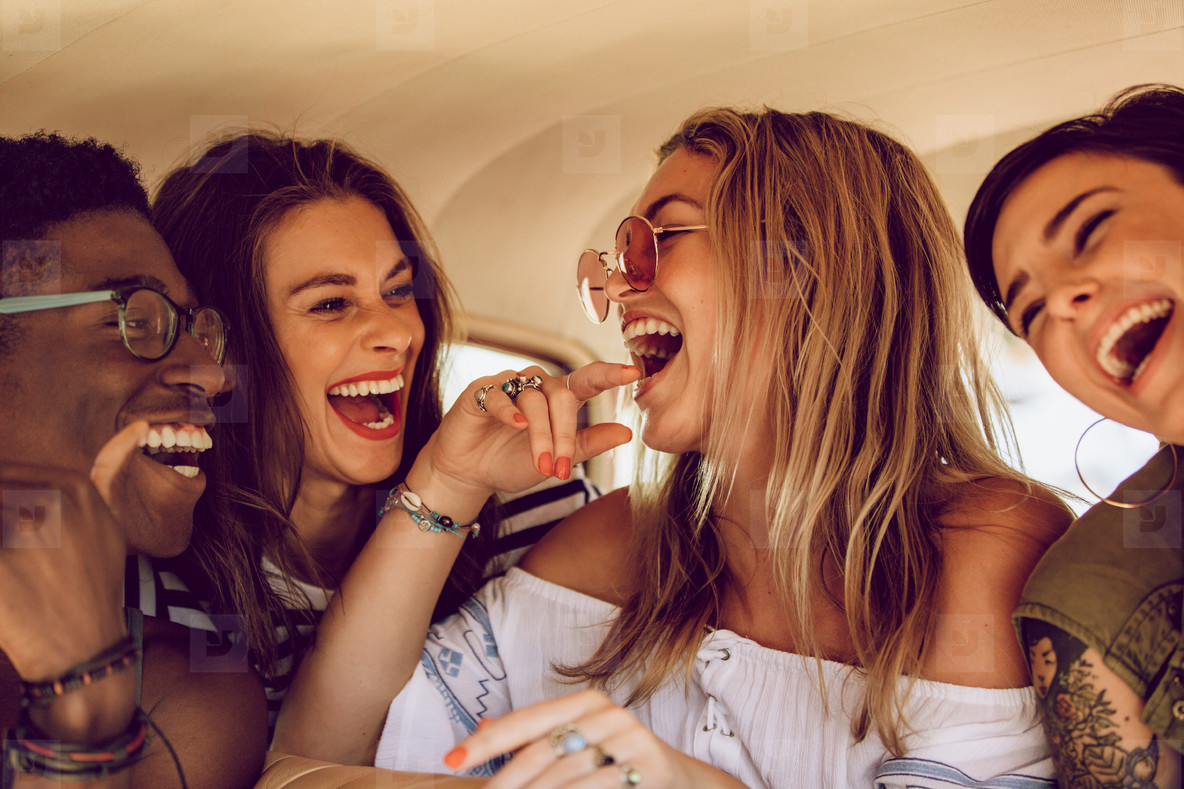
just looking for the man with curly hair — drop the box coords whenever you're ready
[0,132,265,788]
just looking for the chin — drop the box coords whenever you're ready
[127,513,196,558]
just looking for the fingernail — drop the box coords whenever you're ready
[476,718,492,729]
[513,413,528,425]
[623,364,641,373]
[443,746,467,770]
[555,456,571,480]
[538,451,553,476]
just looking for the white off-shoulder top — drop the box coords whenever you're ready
[376,568,1054,788]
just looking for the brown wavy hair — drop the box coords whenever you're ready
[152,132,499,674]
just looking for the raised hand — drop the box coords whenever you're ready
[0,420,147,681]
[413,362,640,504]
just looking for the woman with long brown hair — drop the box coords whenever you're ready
[152,131,636,736]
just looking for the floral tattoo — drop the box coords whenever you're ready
[1021,618,1162,788]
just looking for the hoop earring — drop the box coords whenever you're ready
[1074,418,1179,509]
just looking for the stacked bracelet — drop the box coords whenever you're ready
[6,707,148,780]
[378,483,480,539]
[20,636,139,708]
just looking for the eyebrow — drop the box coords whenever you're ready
[1042,186,1118,242]
[288,257,410,298]
[643,194,704,222]
[92,274,170,294]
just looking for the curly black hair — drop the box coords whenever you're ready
[0,131,150,243]
[0,132,150,353]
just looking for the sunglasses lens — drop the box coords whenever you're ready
[615,217,656,291]
[576,249,609,322]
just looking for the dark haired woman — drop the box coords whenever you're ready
[965,84,1183,787]
[152,132,637,737]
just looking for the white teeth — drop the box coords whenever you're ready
[170,465,200,478]
[362,412,396,430]
[623,319,679,340]
[1095,299,1173,381]
[142,425,212,454]
[328,374,406,397]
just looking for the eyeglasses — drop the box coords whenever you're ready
[0,287,228,365]
[576,215,708,323]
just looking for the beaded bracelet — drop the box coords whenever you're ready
[20,636,139,708]
[6,707,148,780]
[378,483,481,539]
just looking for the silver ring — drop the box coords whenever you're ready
[619,763,642,785]
[593,745,615,767]
[474,383,495,412]
[501,374,543,401]
[549,723,587,758]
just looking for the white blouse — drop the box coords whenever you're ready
[376,568,1054,788]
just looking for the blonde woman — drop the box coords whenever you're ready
[279,108,1071,787]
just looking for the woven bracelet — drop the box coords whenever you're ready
[378,483,480,539]
[19,636,139,708]
[6,707,148,780]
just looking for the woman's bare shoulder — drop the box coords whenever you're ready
[516,486,636,605]
[924,477,1073,687]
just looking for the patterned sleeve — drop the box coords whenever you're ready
[374,586,513,777]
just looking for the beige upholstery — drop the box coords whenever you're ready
[254,752,485,788]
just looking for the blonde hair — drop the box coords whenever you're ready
[564,108,1027,755]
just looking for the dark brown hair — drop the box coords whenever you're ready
[153,132,497,673]
[965,84,1184,327]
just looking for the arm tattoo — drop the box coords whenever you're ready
[1021,618,1161,788]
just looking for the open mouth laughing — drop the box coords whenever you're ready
[138,424,212,479]
[1096,298,1174,384]
[623,317,683,391]
[327,371,405,438]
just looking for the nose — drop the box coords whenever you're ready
[160,331,227,399]
[604,257,636,308]
[1044,272,1101,321]
[360,302,415,353]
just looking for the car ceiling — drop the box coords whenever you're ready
[2,0,1182,363]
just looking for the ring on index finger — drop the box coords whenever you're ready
[474,384,496,413]
[501,374,543,402]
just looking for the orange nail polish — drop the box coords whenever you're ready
[538,451,553,476]
[476,718,492,729]
[443,746,467,770]
[555,456,571,480]
[513,413,527,425]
